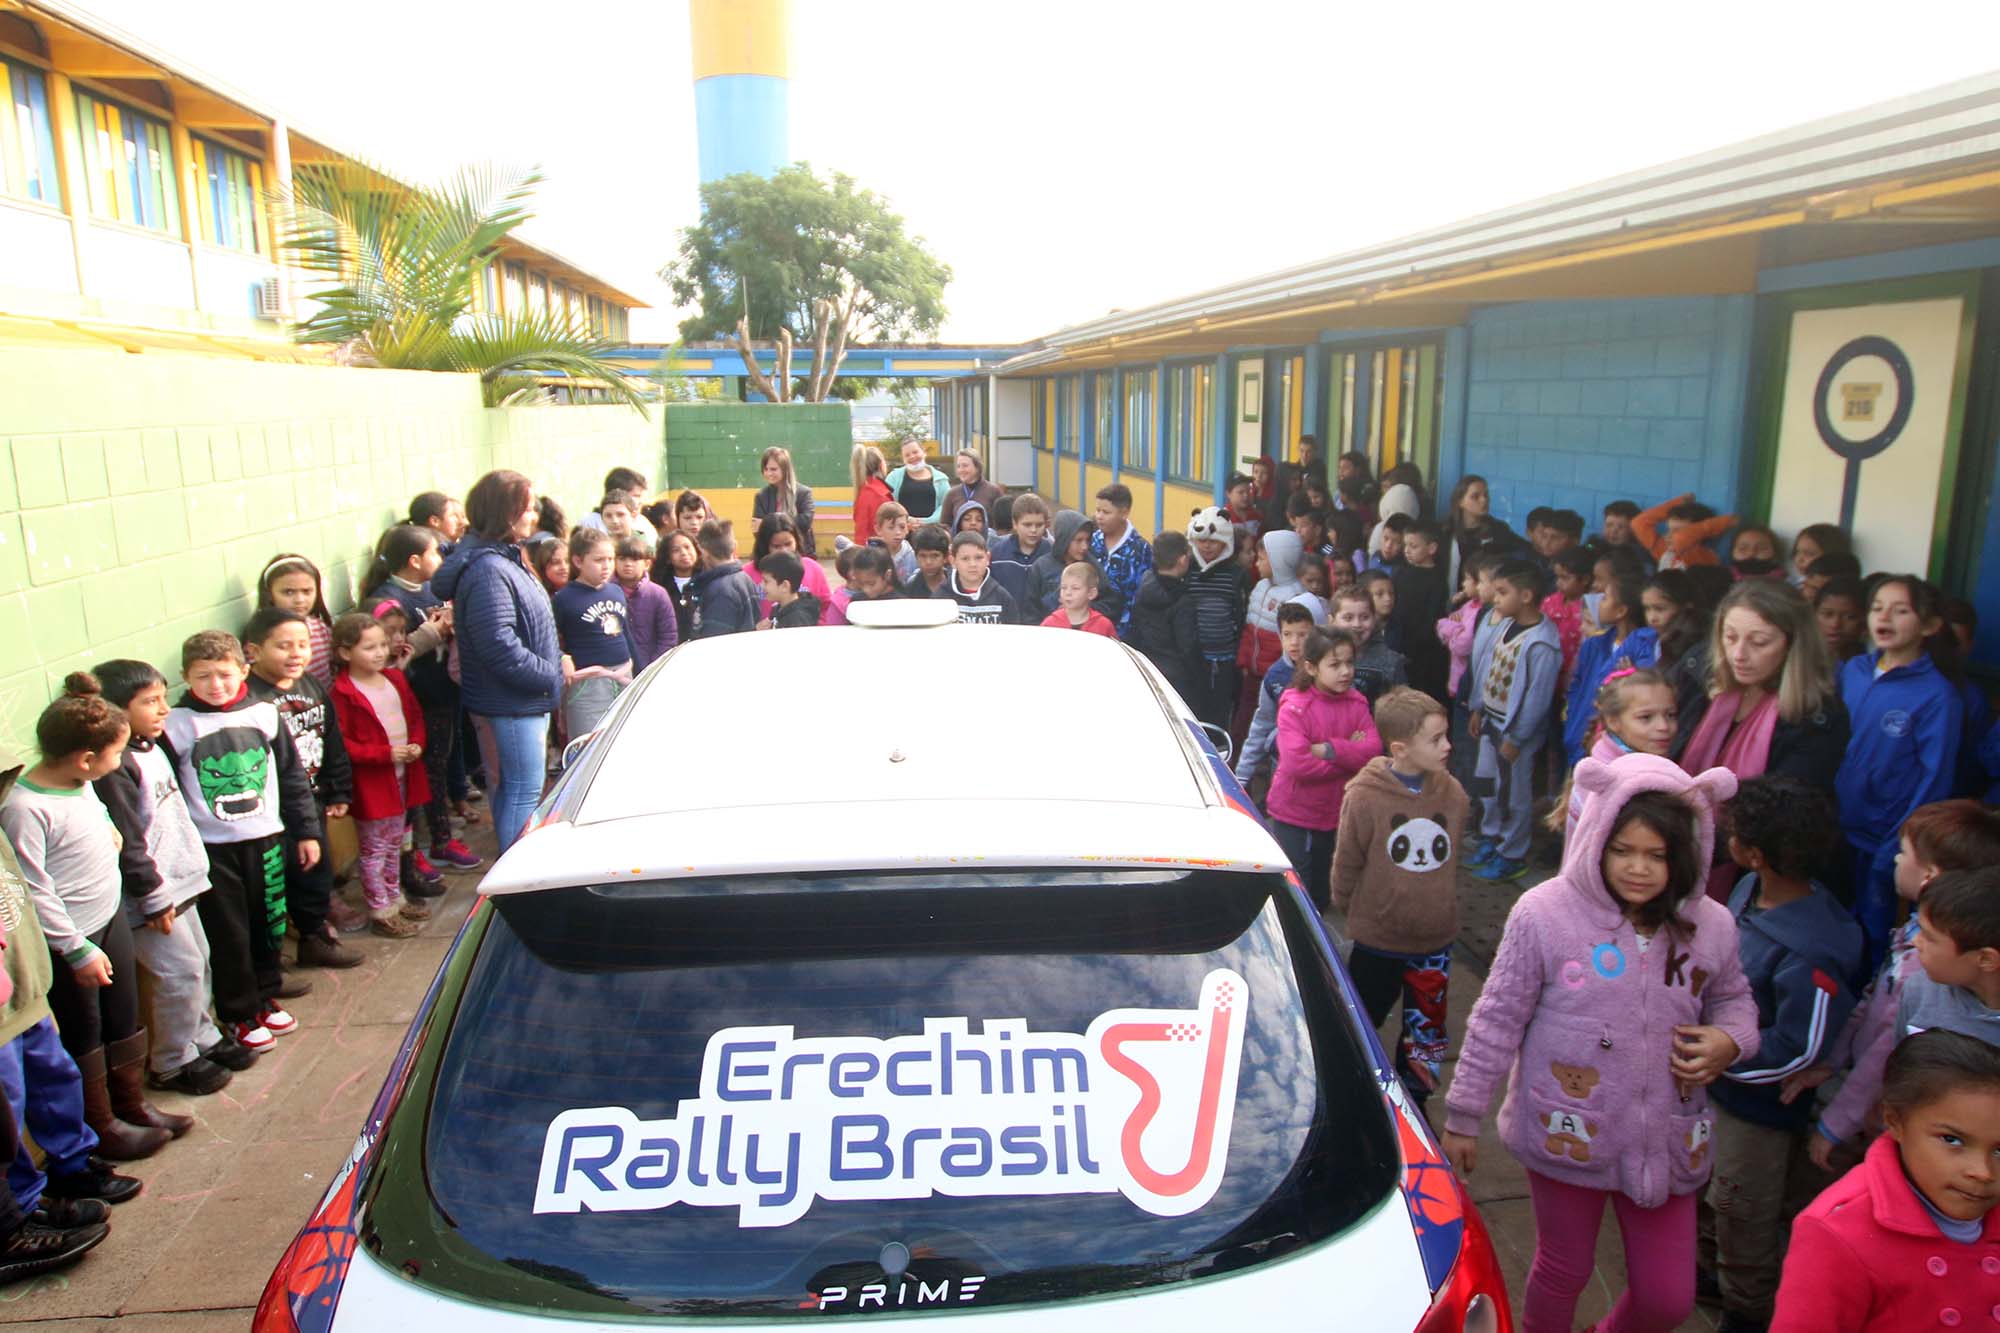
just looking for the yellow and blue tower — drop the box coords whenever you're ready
[689,0,792,182]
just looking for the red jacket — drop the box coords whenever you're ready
[329,668,431,822]
[1772,1135,2000,1333]
[853,476,894,546]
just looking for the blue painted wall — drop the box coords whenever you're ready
[1459,296,1752,529]
[694,74,791,182]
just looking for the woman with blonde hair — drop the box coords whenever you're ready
[848,444,893,548]
[751,446,816,556]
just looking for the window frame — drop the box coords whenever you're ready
[188,132,266,255]
[73,85,181,237]
[1,56,61,208]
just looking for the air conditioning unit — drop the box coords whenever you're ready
[252,277,285,320]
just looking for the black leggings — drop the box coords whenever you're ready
[1271,819,1336,913]
[45,912,140,1058]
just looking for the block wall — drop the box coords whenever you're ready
[0,347,660,755]
[664,403,854,489]
[1460,296,1749,527]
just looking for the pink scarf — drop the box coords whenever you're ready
[1682,690,1778,899]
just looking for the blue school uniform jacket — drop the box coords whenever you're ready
[1837,650,1962,882]
[1563,625,1659,766]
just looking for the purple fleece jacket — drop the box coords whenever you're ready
[617,576,679,671]
[1444,753,1760,1209]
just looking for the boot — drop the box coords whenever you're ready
[76,1047,168,1161]
[104,1034,192,1142]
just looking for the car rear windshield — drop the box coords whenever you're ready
[397,870,1399,1318]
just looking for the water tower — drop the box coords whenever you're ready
[689,0,792,183]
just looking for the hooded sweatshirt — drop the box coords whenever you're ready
[1444,754,1760,1208]
[1770,1135,2000,1333]
[95,735,211,926]
[687,560,761,638]
[950,500,991,543]
[162,684,321,846]
[1836,650,1962,883]
[1239,531,1322,679]
[1564,625,1660,765]
[987,527,1049,604]
[1184,516,1246,660]
[432,533,563,717]
[1332,757,1471,954]
[1266,682,1379,831]
[1711,871,1865,1132]
[1024,510,1125,624]
[946,571,1016,625]
[1129,569,1201,699]
[772,590,824,629]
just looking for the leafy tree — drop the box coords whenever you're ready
[878,381,933,445]
[662,165,951,403]
[279,161,645,412]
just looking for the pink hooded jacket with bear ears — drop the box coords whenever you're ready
[1443,754,1761,1209]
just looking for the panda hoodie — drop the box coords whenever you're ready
[1331,756,1471,955]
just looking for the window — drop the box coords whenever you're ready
[1166,363,1211,484]
[74,88,180,235]
[504,261,526,313]
[2,58,59,205]
[403,870,1398,1317]
[529,272,548,316]
[189,135,265,254]
[1122,369,1156,471]
[1059,376,1081,457]
[1090,373,1113,463]
[1327,340,1442,483]
[480,265,498,314]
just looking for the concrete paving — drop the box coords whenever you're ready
[0,834,1727,1330]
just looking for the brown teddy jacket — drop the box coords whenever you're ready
[1330,756,1470,955]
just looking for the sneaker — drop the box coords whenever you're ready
[1461,838,1499,871]
[0,1219,107,1283]
[201,1033,258,1070]
[327,898,369,935]
[398,897,433,921]
[274,971,314,1000]
[298,933,362,969]
[1470,855,1528,882]
[430,838,483,870]
[42,1155,141,1205]
[146,1055,232,1096]
[226,1020,275,1053]
[258,1005,298,1037]
[405,850,444,887]
[370,913,420,940]
[31,1196,108,1229]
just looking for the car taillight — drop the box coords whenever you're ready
[1413,1180,1512,1333]
[252,1232,307,1332]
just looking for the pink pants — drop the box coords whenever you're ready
[1525,1170,1696,1333]
[355,815,404,915]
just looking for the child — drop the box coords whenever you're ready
[1551,666,1680,838]
[596,490,640,544]
[1267,628,1379,911]
[328,613,431,940]
[951,501,990,544]
[1221,471,1263,552]
[1771,1029,2000,1332]
[1131,531,1201,701]
[1435,553,1491,706]
[1730,525,1781,569]
[0,679,190,1159]
[1288,495,1339,569]
[1239,531,1317,732]
[164,631,318,1053]
[823,546,857,625]
[243,608,369,963]
[1330,586,1408,705]
[848,546,901,603]
[614,534,679,669]
[1234,603,1316,788]
[902,523,953,599]
[409,489,466,554]
[1025,509,1124,625]
[674,489,713,542]
[553,528,633,738]
[1644,569,1709,721]
[873,501,917,583]
[1633,492,1737,570]
[1296,552,1332,609]
[1704,776,1866,1331]
[689,520,759,639]
[1838,574,1964,957]
[986,495,1014,547]
[529,535,569,596]
[1597,498,1643,553]
[944,529,1017,624]
[1040,563,1118,638]
[1801,552,1863,602]
[657,529,702,643]
[1541,548,1594,697]
[1795,801,2000,1168]
[1564,565,1659,767]
[91,659,246,1095]
[988,493,1050,604]
[1088,484,1153,636]
[1443,756,1757,1333]
[1389,520,1449,705]
[1184,508,1246,730]
[1466,558,1561,881]
[1331,688,1469,1100]
[1788,523,1850,589]
[1898,866,2000,1053]
[1369,513,1409,573]
[1808,576,1865,664]
[1359,568,1399,652]
[257,554,336,686]
[757,552,822,629]
[753,514,834,609]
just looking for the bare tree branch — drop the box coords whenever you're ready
[775,326,795,403]
[734,313,780,401]
[805,298,831,402]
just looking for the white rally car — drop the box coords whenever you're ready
[257,600,1509,1332]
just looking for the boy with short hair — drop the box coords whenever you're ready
[757,552,822,629]
[1222,471,1263,554]
[1370,513,1410,573]
[1598,499,1641,551]
[244,608,363,969]
[1393,520,1450,705]
[1234,602,1316,787]
[1131,531,1202,700]
[1464,558,1560,882]
[1287,493,1338,566]
[615,534,678,670]
[1332,687,1470,1101]
[988,493,1050,603]
[848,546,901,602]
[1184,508,1245,729]
[689,519,759,638]
[1041,562,1118,638]
[945,530,1018,624]
[902,523,953,598]
[1088,484,1152,636]
[1902,865,2000,1038]
[408,491,466,554]
[1633,492,1736,570]
[164,631,321,1052]
[1330,586,1408,705]
[872,502,917,583]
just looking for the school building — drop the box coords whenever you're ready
[936,73,2000,659]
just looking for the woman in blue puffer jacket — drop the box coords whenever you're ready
[431,470,562,855]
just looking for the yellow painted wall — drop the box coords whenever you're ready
[1122,476,1158,539]
[1031,450,1061,508]
[1163,483,1213,530]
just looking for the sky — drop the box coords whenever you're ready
[70,0,2000,344]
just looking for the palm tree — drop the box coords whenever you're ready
[276,161,646,412]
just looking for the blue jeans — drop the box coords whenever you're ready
[475,712,550,856]
[0,1018,97,1211]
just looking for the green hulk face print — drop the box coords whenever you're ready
[193,733,269,823]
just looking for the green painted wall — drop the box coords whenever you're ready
[664,402,853,489]
[0,347,660,756]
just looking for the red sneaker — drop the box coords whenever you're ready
[430,838,483,870]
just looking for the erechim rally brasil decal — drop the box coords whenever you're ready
[535,969,1249,1227]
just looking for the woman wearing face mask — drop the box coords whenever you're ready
[884,439,949,523]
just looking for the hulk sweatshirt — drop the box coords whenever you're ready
[163,685,320,845]
[1331,757,1471,955]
